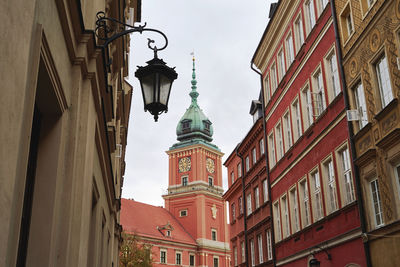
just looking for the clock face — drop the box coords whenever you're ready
[206,158,215,173]
[179,157,191,172]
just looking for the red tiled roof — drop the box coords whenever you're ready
[121,198,196,245]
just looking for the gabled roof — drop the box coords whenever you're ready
[121,199,196,245]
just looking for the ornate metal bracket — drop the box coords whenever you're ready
[95,11,168,57]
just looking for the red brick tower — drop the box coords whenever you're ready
[163,57,230,267]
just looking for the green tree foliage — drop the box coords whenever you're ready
[119,232,153,267]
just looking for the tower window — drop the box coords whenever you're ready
[204,121,211,132]
[180,210,188,217]
[182,120,191,132]
[211,229,217,241]
[166,230,171,237]
[189,254,195,266]
[182,176,188,186]
[209,177,214,186]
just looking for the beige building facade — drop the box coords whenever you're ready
[334,0,400,265]
[0,0,141,266]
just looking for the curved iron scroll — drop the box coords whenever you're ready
[95,11,168,54]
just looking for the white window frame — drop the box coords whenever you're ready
[322,157,338,214]
[370,179,384,228]
[246,156,250,172]
[252,147,257,164]
[299,178,311,227]
[231,171,235,184]
[263,179,269,203]
[268,132,276,167]
[241,241,245,263]
[324,47,341,102]
[189,254,195,266]
[234,246,238,266]
[375,53,394,109]
[160,249,167,264]
[312,67,326,117]
[291,97,303,142]
[301,83,314,129]
[247,193,253,216]
[271,62,278,94]
[176,251,182,265]
[286,32,295,67]
[260,139,265,155]
[275,122,284,160]
[294,13,305,53]
[305,0,316,35]
[353,81,368,129]
[281,195,290,238]
[238,163,242,178]
[257,234,264,264]
[289,186,300,233]
[213,256,219,267]
[211,228,217,241]
[273,201,281,242]
[255,187,260,209]
[277,48,286,82]
[266,230,272,260]
[180,209,188,217]
[311,169,324,221]
[283,111,293,152]
[250,239,255,267]
[337,145,355,205]
[264,72,271,104]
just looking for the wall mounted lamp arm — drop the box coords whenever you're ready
[95,11,168,56]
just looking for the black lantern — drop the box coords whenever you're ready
[135,53,178,121]
[309,258,321,267]
[95,11,178,121]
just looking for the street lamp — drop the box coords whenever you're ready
[95,11,178,121]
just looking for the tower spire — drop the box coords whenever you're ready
[189,54,199,105]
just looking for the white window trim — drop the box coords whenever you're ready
[370,178,384,228]
[266,230,273,260]
[189,253,195,266]
[257,234,264,264]
[176,251,182,265]
[179,209,188,217]
[312,66,326,117]
[375,53,394,109]
[160,249,167,264]
[294,13,305,53]
[211,228,217,241]
[322,156,338,215]
[291,96,303,142]
[255,187,260,209]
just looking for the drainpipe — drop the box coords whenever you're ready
[235,147,249,267]
[250,63,276,267]
[329,2,372,267]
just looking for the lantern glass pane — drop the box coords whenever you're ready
[159,74,172,106]
[141,74,154,105]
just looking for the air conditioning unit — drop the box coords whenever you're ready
[346,110,360,121]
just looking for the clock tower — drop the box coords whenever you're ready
[163,57,230,267]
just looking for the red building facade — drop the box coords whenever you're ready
[224,101,273,267]
[250,1,367,266]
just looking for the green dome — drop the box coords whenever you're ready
[176,57,214,142]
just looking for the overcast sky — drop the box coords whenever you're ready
[123,0,273,206]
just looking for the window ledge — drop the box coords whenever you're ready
[374,98,398,121]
